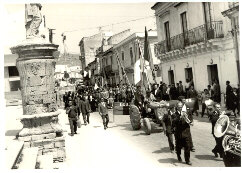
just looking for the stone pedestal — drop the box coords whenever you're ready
[11,39,66,162]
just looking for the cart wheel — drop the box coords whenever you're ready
[129,105,141,130]
[143,118,151,135]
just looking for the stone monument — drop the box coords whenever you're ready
[10,4,66,163]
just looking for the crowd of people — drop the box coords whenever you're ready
[61,79,240,165]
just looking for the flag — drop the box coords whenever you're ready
[134,59,141,85]
[94,83,99,90]
[83,70,88,77]
[143,27,156,84]
[116,55,124,85]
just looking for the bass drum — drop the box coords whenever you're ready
[129,105,142,130]
[185,98,196,111]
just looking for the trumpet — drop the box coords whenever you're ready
[180,111,192,125]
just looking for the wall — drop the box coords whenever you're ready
[4,67,10,92]
[161,46,239,93]
[155,2,231,42]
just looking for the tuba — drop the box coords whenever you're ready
[214,114,241,156]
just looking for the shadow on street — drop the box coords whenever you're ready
[152,147,171,154]
[5,129,21,137]
[195,154,223,161]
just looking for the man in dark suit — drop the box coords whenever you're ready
[98,97,109,130]
[208,103,224,158]
[80,95,91,125]
[226,80,233,110]
[173,102,193,165]
[162,107,176,153]
[66,100,78,136]
[152,84,161,101]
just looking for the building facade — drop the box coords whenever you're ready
[79,32,112,71]
[152,2,239,92]
[95,29,131,87]
[112,31,160,86]
[4,54,20,92]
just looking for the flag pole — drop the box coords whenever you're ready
[137,39,151,91]
[115,51,135,96]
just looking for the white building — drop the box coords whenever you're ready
[152,2,239,92]
[4,54,20,92]
[112,31,161,85]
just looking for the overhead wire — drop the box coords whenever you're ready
[62,15,155,33]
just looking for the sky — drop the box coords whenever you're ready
[3,2,156,54]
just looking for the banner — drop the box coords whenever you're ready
[134,59,141,85]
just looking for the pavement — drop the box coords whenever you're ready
[5,105,226,169]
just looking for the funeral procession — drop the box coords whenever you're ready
[3,1,241,170]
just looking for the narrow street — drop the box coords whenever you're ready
[58,108,225,168]
[5,105,226,168]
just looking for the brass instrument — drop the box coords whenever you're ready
[180,104,192,125]
[214,114,241,156]
[181,111,192,124]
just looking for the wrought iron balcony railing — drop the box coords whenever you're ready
[155,21,224,56]
[228,2,239,9]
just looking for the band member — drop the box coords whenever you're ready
[180,96,195,152]
[98,98,109,130]
[173,102,193,165]
[66,100,79,136]
[208,103,224,158]
[152,84,162,101]
[162,106,176,153]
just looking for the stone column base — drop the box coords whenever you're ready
[17,111,66,162]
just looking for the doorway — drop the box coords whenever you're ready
[168,70,175,85]
[185,68,193,81]
[207,64,219,85]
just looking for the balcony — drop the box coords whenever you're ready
[155,21,224,56]
[228,2,239,9]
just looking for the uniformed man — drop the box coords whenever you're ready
[180,96,195,152]
[208,103,224,158]
[173,102,193,165]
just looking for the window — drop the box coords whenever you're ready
[180,12,188,33]
[110,55,113,69]
[180,12,188,46]
[102,58,105,66]
[130,47,134,64]
[164,21,171,51]
[122,51,125,62]
[8,66,19,77]
[203,2,212,27]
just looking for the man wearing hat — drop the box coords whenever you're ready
[80,93,91,125]
[98,98,109,130]
[208,103,224,158]
[66,100,79,136]
[173,101,193,165]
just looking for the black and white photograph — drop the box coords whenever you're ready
[1,0,241,170]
